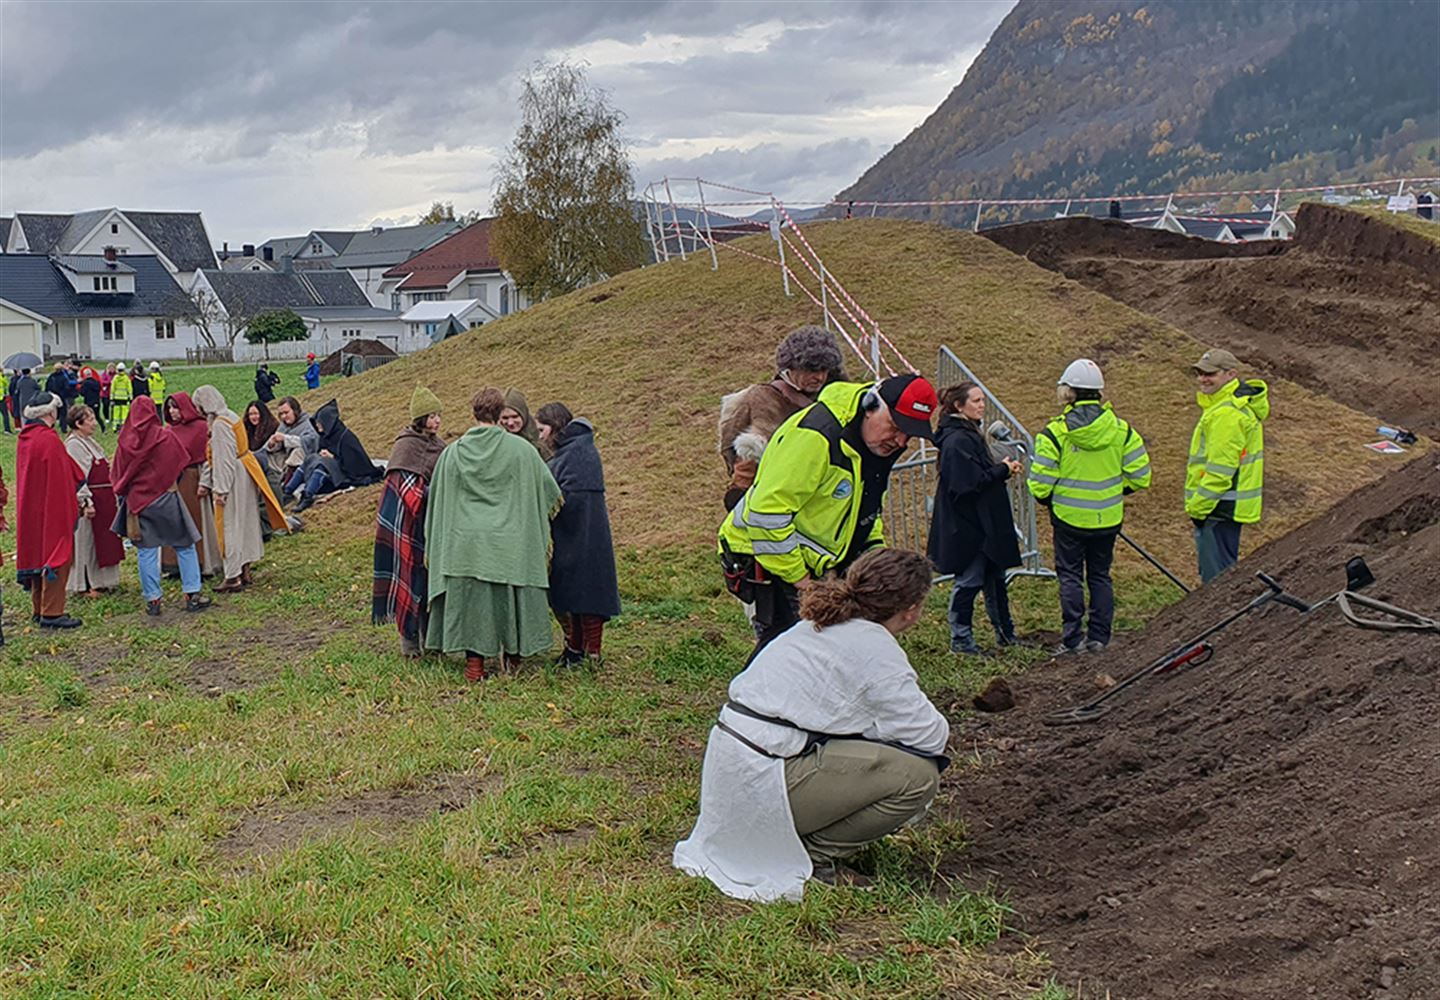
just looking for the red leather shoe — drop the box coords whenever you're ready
[464,656,486,683]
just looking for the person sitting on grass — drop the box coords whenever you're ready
[535,402,621,666]
[271,396,320,503]
[673,547,950,901]
[111,398,212,617]
[292,399,381,513]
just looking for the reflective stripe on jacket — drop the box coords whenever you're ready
[718,381,884,583]
[1185,378,1268,524]
[1027,400,1151,531]
[110,372,133,402]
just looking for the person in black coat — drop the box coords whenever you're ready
[927,382,1024,654]
[78,367,105,431]
[293,399,380,512]
[254,364,280,403]
[10,369,41,432]
[536,402,621,665]
[44,363,75,431]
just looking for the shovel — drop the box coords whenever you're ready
[1045,571,1312,726]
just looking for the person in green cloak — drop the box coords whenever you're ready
[424,386,562,681]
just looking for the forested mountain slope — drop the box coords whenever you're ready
[839,0,1438,206]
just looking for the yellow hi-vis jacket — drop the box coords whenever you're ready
[110,370,133,402]
[718,381,884,583]
[1028,401,1151,531]
[1185,378,1268,524]
[148,371,167,401]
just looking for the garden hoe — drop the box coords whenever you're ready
[1044,571,1312,726]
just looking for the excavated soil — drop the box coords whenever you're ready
[984,204,1440,435]
[317,338,397,376]
[945,458,1440,1000]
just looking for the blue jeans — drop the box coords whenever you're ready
[304,468,331,497]
[138,544,200,601]
[947,552,1014,647]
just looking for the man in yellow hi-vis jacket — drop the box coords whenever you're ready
[719,373,939,661]
[1186,348,1269,583]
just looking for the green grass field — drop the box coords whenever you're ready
[0,357,1181,995]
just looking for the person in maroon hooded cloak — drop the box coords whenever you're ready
[162,392,213,576]
[15,391,85,628]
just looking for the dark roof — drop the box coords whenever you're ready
[311,230,357,254]
[200,268,370,315]
[122,211,216,271]
[383,218,501,289]
[54,254,136,274]
[260,235,309,259]
[14,213,72,253]
[1176,218,1233,241]
[329,222,461,270]
[296,305,401,320]
[0,217,11,247]
[0,254,188,318]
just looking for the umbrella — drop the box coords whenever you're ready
[3,351,42,370]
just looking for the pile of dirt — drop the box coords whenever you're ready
[983,205,1440,436]
[317,339,397,376]
[945,458,1440,999]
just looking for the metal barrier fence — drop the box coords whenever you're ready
[882,346,1055,580]
[340,353,399,377]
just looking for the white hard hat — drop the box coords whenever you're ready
[149,361,160,369]
[1058,358,1104,390]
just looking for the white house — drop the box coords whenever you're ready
[398,298,498,349]
[4,209,217,292]
[194,265,405,360]
[381,218,529,319]
[268,222,462,308]
[0,250,200,360]
[0,297,48,360]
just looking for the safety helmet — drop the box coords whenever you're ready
[149,361,160,370]
[1058,358,1104,390]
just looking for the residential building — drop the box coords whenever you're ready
[382,218,528,318]
[0,250,197,360]
[272,222,462,307]
[3,208,217,290]
[398,298,496,349]
[192,265,404,360]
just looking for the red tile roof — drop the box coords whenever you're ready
[384,218,502,290]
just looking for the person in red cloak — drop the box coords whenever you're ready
[112,398,213,616]
[15,391,85,628]
[161,392,212,576]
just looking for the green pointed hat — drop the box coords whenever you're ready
[410,384,443,420]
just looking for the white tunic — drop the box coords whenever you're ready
[672,618,950,902]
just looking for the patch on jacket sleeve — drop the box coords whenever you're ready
[832,479,853,499]
[732,431,769,462]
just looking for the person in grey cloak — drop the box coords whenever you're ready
[272,396,320,502]
[535,403,621,665]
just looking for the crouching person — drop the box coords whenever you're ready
[673,548,950,901]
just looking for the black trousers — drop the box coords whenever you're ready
[1053,523,1116,648]
[747,577,800,665]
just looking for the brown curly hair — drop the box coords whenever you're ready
[800,548,933,629]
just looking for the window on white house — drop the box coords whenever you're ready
[103,319,125,341]
[423,322,438,337]
[411,291,444,304]
[468,283,487,303]
[155,319,175,340]
[93,277,102,291]
[500,285,510,315]
[391,292,401,310]
[311,241,323,254]
[111,223,119,234]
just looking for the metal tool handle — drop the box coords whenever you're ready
[1255,572,1312,613]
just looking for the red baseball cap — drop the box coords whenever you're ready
[306,352,316,360]
[877,373,938,441]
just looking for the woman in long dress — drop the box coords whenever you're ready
[64,404,124,595]
[163,392,215,577]
[191,385,286,592]
[425,387,561,681]
[372,386,446,658]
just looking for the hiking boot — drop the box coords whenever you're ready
[1050,641,1083,657]
[184,594,213,613]
[146,600,163,617]
[1085,639,1109,654]
[554,647,585,668]
[292,494,315,514]
[950,637,983,655]
[464,655,486,683]
[39,615,83,629]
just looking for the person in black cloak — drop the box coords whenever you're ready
[535,402,621,664]
[254,364,280,403]
[293,398,381,512]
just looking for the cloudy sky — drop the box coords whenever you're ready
[1,1,1012,246]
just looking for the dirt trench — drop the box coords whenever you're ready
[944,458,1440,999]
[984,205,1440,436]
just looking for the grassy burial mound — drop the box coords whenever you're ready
[304,218,1398,570]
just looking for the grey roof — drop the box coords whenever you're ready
[296,305,401,320]
[14,213,72,253]
[218,255,274,272]
[311,230,357,255]
[0,254,188,319]
[201,268,370,315]
[0,217,11,248]
[54,255,137,274]
[1177,219,1233,241]
[58,209,111,249]
[328,222,461,269]
[259,235,309,259]
[122,211,216,271]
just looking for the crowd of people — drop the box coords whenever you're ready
[1,329,1268,897]
[678,325,1268,898]
[2,359,169,434]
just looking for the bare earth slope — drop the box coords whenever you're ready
[945,456,1440,1000]
[301,218,1396,570]
[984,203,1440,434]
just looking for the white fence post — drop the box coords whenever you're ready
[771,199,791,297]
[662,178,687,262]
[696,179,719,271]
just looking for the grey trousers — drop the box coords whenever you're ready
[1195,518,1243,584]
[784,739,941,863]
